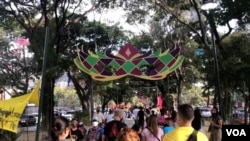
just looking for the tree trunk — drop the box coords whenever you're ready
[176,70,183,107]
[207,88,210,107]
[89,78,94,119]
[245,82,250,125]
[223,90,231,122]
[69,72,89,113]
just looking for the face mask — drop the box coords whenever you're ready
[92,121,99,127]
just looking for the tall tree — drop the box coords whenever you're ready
[0,0,124,137]
[220,31,250,123]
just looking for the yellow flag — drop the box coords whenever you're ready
[29,81,41,106]
[0,81,40,133]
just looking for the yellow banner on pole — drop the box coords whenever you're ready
[0,81,40,133]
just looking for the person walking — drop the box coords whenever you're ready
[116,127,140,141]
[94,107,105,126]
[169,107,177,127]
[158,108,166,127]
[67,118,84,141]
[209,106,222,141]
[86,117,104,141]
[102,109,127,141]
[141,115,164,141]
[52,116,71,141]
[192,108,202,131]
[137,106,145,128]
[163,104,208,141]
[105,109,114,124]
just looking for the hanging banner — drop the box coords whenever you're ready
[74,44,184,81]
[157,94,163,109]
[0,81,40,133]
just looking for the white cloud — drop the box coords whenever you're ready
[217,19,238,33]
[86,8,150,35]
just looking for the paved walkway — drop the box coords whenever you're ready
[17,131,46,141]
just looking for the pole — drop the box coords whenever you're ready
[116,82,119,106]
[90,78,94,120]
[167,77,170,109]
[35,27,50,141]
[117,87,118,105]
[209,11,223,119]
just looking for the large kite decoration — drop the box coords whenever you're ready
[74,44,184,81]
[0,81,40,133]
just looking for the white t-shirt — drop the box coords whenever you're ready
[93,112,105,123]
[105,113,114,123]
[133,108,140,118]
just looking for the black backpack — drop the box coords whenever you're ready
[187,130,197,141]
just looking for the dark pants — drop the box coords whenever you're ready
[138,120,144,128]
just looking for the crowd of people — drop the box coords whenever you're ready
[51,104,222,141]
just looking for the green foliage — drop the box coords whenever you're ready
[74,111,91,126]
[2,0,250,124]
[126,9,148,24]
[130,34,154,51]
[220,31,250,97]
[54,87,81,108]
[220,32,250,84]
[219,0,250,26]
[183,85,207,106]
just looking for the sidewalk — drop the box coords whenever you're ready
[16,131,46,141]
